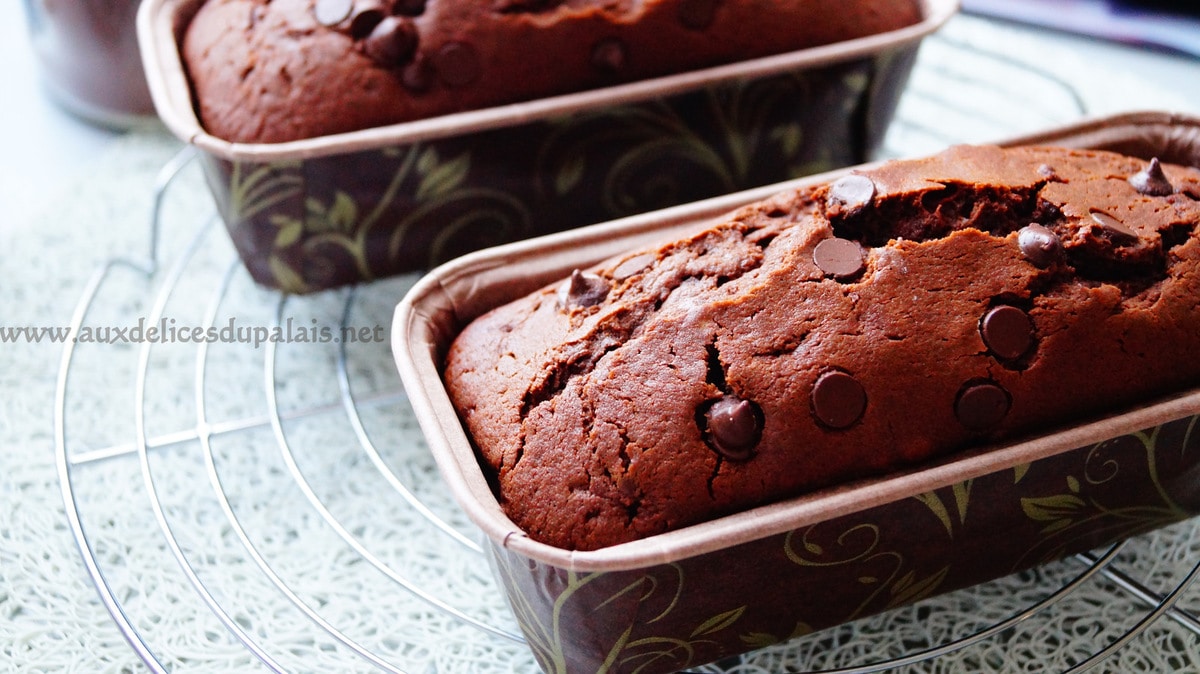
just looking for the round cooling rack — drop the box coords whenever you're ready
[54,27,1200,674]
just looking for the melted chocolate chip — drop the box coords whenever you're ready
[434,41,481,88]
[811,371,867,430]
[1017,223,1061,268]
[678,0,720,30]
[314,0,353,26]
[980,305,1035,361]
[401,54,433,92]
[702,395,762,460]
[591,37,627,73]
[1129,157,1174,196]
[813,237,866,280]
[827,174,876,216]
[392,0,426,15]
[955,382,1010,431]
[1090,210,1137,243]
[362,16,418,66]
[556,270,610,309]
[349,4,386,39]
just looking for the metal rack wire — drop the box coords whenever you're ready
[54,32,1200,674]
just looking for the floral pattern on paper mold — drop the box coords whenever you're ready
[201,52,913,293]
[484,413,1200,674]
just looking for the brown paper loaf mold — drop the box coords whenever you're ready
[139,0,956,293]
[443,143,1200,551]
[394,112,1200,674]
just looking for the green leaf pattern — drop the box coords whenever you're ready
[1015,428,1192,569]
[913,480,974,538]
[690,607,745,638]
[484,418,1198,673]
[536,73,827,219]
[888,565,951,610]
[490,552,747,674]
[228,161,302,223]
[231,143,532,291]
[555,153,586,196]
[784,522,943,625]
[223,67,875,293]
[1022,492,1088,534]
[270,214,303,248]
[415,148,470,201]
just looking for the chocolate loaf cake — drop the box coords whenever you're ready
[443,144,1200,551]
[181,0,922,143]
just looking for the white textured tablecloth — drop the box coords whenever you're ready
[4,12,1200,674]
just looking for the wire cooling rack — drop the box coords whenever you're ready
[54,30,1200,674]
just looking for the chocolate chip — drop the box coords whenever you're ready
[813,237,865,280]
[1090,210,1137,243]
[1129,157,1174,196]
[811,371,867,430]
[827,174,876,217]
[401,54,433,92]
[611,253,654,281]
[678,0,720,30]
[434,41,481,88]
[362,16,418,67]
[980,305,1035,361]
[556,270,610,309]
[392,0,426,15]
[1017,223,1061,268]
[349,4,386,39]
[313,0,353,26]
[591,37,627,73]
[955,382,1010,431]
[702,395,762,460]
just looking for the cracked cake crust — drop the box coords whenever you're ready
[444,144,1200,551]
